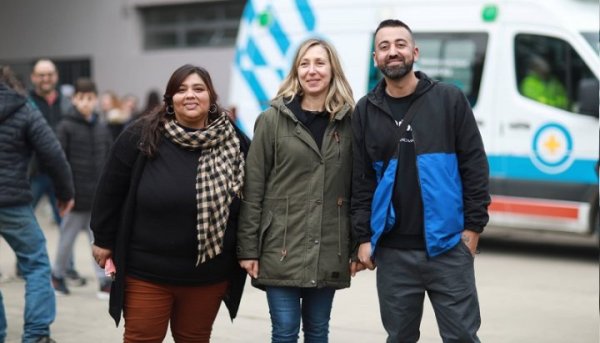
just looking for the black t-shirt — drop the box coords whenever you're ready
[378,92,425,250]
[128,134,234,285]
[288,97,329,149]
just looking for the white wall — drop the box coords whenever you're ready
[0,0,236,106]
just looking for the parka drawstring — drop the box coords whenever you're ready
[333,130,340,160]
[274,106,289,262]
[337,197,343,259]
[274,106,280,176]
[280,196,289,261]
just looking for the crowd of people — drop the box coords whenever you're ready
[0,18,491,343]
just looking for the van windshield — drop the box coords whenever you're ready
[367,32,488,107]
[414,33,488,107]
[581,32,599,54]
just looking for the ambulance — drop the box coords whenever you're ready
[228,0,600,237]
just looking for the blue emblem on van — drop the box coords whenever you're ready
[530,123,574,174]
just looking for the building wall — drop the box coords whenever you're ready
[0,0,236,106]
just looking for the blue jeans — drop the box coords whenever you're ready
[0,205,56,343]
[31,173,61,226]
[265,286,335,343]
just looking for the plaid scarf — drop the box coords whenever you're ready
[162,113,245,265]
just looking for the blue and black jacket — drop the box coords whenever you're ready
[351,72,490,257]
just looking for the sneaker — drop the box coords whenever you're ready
[65,269,87,287]
[97,279,112,300]
[51,275,70,296]
[35,336,56,343]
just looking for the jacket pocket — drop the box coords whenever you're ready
[337,197,351,259]
[258,210,273,256]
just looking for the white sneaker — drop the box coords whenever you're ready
[96,290,110,300]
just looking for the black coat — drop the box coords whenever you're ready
[28,89,71,176]
[90,120,250,326]
[0,83,73,207]
[56,109,113,211]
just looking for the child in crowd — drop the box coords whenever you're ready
[51,78,114,299]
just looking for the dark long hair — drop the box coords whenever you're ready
[0,65,26,96]
[138,64,223,157]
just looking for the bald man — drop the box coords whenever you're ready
[29,59,68,129]
[28,59,69,227]
[27,59,86,285]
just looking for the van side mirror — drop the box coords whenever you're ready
[576,78,599,118]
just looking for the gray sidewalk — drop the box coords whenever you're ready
[1,202,598,342]
[0,205,394,342]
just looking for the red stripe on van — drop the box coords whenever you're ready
[489,197,579,219]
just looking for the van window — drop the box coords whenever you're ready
[581,32,599,54]
[368,33,488,106]
[515,34,599,118]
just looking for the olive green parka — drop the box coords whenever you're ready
[237,97,353,289]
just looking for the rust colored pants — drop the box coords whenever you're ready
[123,276,228,343]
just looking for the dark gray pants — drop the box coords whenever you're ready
[375,243,481,343]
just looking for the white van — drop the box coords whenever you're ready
[229,0,599,237]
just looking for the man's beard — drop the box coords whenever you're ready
[380,59,414,80]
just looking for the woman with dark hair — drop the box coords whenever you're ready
[90,64,249,342]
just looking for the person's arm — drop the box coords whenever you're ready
[90,125,139,251]
[237,111,274,276]
[350,99,377,269]
[27,106,74,204]
[55,120,69,155]
[454,90,491,254]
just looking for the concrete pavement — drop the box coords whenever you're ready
[0,204,393,342]
[1,202,598,342]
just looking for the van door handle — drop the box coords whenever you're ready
[508,122,530,130]
[476,120,484,127]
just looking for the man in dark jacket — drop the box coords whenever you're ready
[29,59,71,226]
[351,20,490,342]
[0,65,74,343]
[28,59,85,286]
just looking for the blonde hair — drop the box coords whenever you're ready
[275,38,355,117]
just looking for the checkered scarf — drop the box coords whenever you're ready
[162,113,245,265]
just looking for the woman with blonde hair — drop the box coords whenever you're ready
[237,38,358,342]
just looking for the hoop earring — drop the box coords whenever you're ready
[166,105,175,115]
[209,103,217,114]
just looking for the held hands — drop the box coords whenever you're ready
[357,242,376,270]
[349,242,376,277]
[239,259,259,278]
[350,260,367,277]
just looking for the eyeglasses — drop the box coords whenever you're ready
[33,72,56,79]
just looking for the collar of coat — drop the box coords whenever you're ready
[269,96,352,122]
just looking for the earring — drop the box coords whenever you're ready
[209,104,217,114]
[166,105,175,115]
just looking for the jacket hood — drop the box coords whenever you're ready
[368,71,436,106]
[269,96,352,122]
[0,83,27,123]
